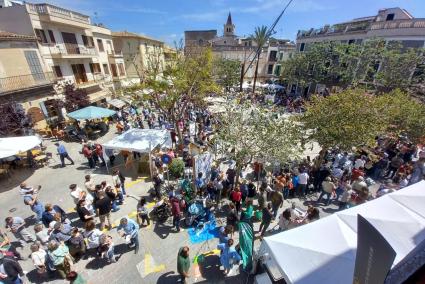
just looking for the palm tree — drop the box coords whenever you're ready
[251,26,268,93]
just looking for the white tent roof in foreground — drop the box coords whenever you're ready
[260,180,425,284]
[0,135,42,159]
[102,129,172,153]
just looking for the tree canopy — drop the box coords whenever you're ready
[64,83,90,112]
[281,39,424,93]
[213,57,241,92]
[216,103,304,171]
[300,88,425,150]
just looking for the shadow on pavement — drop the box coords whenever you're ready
[0,168,35,193]
[153,220,173,239]
[199,254,222,281]
[156,271,181,284]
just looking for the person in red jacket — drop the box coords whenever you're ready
[82,144,95,169]
[230,187,242,213]
[170,196,183,232]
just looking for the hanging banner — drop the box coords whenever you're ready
[238,221,254,271]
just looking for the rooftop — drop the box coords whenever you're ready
[0,30,36,41]
[112,31,163,44]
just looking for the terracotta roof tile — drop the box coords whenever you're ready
[0,30,36,41]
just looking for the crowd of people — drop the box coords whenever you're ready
[1,94,424,284]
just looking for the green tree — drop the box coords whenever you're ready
[213,57,241,92]
[377,89,425,143]
[143,48,219,142]
[251,26,268,93]
[281,39,424,93]
[374,43,424,93]
[300,89,386,150]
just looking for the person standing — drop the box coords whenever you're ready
[82,144,95,169]
[317,177,336,206]
[55,143,74,168]
[177,246,190,283]
[137,197,150,226]
[112,169,126,201]
[20,183,44,223]
[95,191,112,231]
[0,252,25,284]
[217,239,241,275]
[259,203,273,238]
[297,170,309,198]
[5,216,36,245]
[230,187,242,213]
[170,196,183,232]
[117,217,139,254]
[94,142,106,166]
[270,190,283,220]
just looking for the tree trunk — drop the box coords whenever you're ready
[252,55,260,93]
[239,62,245,92]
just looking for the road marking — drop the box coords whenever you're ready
[125,177,147,188]
[136,253,166,278]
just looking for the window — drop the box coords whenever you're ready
[386,13,395,21]
[110,64,118,77]
[82,35,94,47]
[89,63,101,73]
[53,65,62,78]
[267,64,274,75]
[299,43,305,52]
[102,64,109,75]
[269,50,277,61]
[34,29,48,44]
[48,30,55,44]
[118,63,125,76]
[24,51,44,80]
[97,39,104,52]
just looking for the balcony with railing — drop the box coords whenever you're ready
[0,72,56,94]
[370,19,425,30]
[25,3,91,26]
[107,50,123,57]
[49,44,97,58]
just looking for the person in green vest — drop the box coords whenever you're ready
[177,246,190,283]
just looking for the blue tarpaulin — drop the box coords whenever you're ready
[67,106,116,120]
[188,221,219,244]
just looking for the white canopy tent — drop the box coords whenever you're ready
[0,136,42,159]
[102,128,172,153]
[259,181,425,284]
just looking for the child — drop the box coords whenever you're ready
[99,234,117,263]
[137,197,150,226]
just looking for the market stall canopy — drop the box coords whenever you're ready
[67,106,116,120]
[260,180,425,284]
[0,135,42,159]
[102,129,172,153]
[107,98,127,109]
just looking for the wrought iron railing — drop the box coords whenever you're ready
[49,44,97,56]
[0,72,56,94]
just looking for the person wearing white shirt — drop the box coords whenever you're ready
[297,171,309,197]
[69,184,83,205]
[354,157,365,170]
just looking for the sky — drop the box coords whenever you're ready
[31,0,425,46]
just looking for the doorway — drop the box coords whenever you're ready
[71,64,88,84]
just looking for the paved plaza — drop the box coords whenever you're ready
[0,128,343,284]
